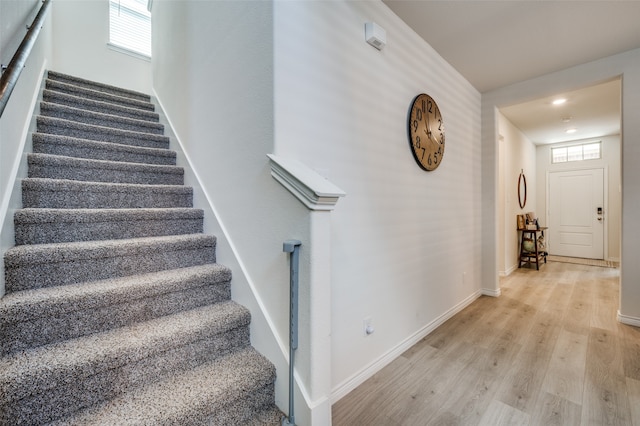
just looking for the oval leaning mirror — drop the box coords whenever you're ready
[518,170,527,209]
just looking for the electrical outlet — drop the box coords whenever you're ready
[363,317,374,336]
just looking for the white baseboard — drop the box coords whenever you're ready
[618,311,640,327]
[482,287,501,297]
[499,264,518,277]
[330,289,482,404]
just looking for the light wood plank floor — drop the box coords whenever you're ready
[332,261,640,426]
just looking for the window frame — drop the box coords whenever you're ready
[108,0,152,60]
[551,141,602,164]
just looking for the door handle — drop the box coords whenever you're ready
[598,217,603,221]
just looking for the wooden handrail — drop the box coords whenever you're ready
[0,0,52,118]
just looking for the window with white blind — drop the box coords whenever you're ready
[109,0,151,58]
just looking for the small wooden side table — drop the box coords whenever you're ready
[518,227,548,270]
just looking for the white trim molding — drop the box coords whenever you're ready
[617,310,640,327]
[482,287,502,297]
[267,154,346,211]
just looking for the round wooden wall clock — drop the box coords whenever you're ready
[408,93,445,171]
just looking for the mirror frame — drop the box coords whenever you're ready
[518,170,527,209]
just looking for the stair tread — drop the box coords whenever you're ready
[0,301,251,402]
[37,115,170,148]
[48,347,275,426]
[40,102,164,134]
[0,263,230,323]
[47,71,151,102]
[15,207,203,224]
[22,178,193,209]
[14,207,204,245]
[28,153,184,175]
[32,132,176,164]
[27,152,184,185]
[4,233,215,265]
[43,89,160,122]
[22,177,191,192]
[45,79,154,111]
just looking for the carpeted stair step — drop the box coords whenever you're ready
[40,102,164,134]
[14,207,203,245]
[42,89,160,122]
[4,234,216,293]
[1,70,281,424]
[22,178,193,209]
[47,70,151,102]
[45,78,155,111]
[46,347,277,426]
[37,116,169,149]
[27,153,184,185]
[32,132,177,165]
[0,301,253,425]
[0,264,232,355]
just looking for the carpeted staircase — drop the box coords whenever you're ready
[1,71,281,425]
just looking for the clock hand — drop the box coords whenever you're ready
[426,119,440,145]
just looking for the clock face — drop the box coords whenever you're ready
[408,94,445,171]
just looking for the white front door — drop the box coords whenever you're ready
[548,169,604,259]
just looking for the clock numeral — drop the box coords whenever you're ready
[427,153,432,166]
[415,136,426,159]
[438,119,443,131]
[427,99,433,113]
[416,109,422,122]
[413,120,418,132]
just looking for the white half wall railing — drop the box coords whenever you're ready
[267,154,345,425]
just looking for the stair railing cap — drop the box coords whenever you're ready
[267,154,345,211]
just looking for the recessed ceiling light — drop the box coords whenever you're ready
[565,128,577,134]
[561,116,572,123]
[553,98,567,105]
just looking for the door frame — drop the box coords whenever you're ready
[545,166,608,260]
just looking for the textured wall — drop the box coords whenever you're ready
[273,1,483,397]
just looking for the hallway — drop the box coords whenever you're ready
[332,262,639,425]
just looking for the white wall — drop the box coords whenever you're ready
[51,0,151,94]
[0,0,53,296]
[273,1,483,398]
[536,135,621,261]
[497,113,537,275]
[0,0,42,66]
[151,0,302,419]
[482,48,640,325]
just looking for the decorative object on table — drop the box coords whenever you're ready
[518,225,548,270]
[525,212,538,229]
[523,237,535,252]
[517,214,525,230]
[408,93,445,171]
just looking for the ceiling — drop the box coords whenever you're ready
[383,1,640,144]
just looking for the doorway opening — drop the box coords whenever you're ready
[497,78,621,275]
